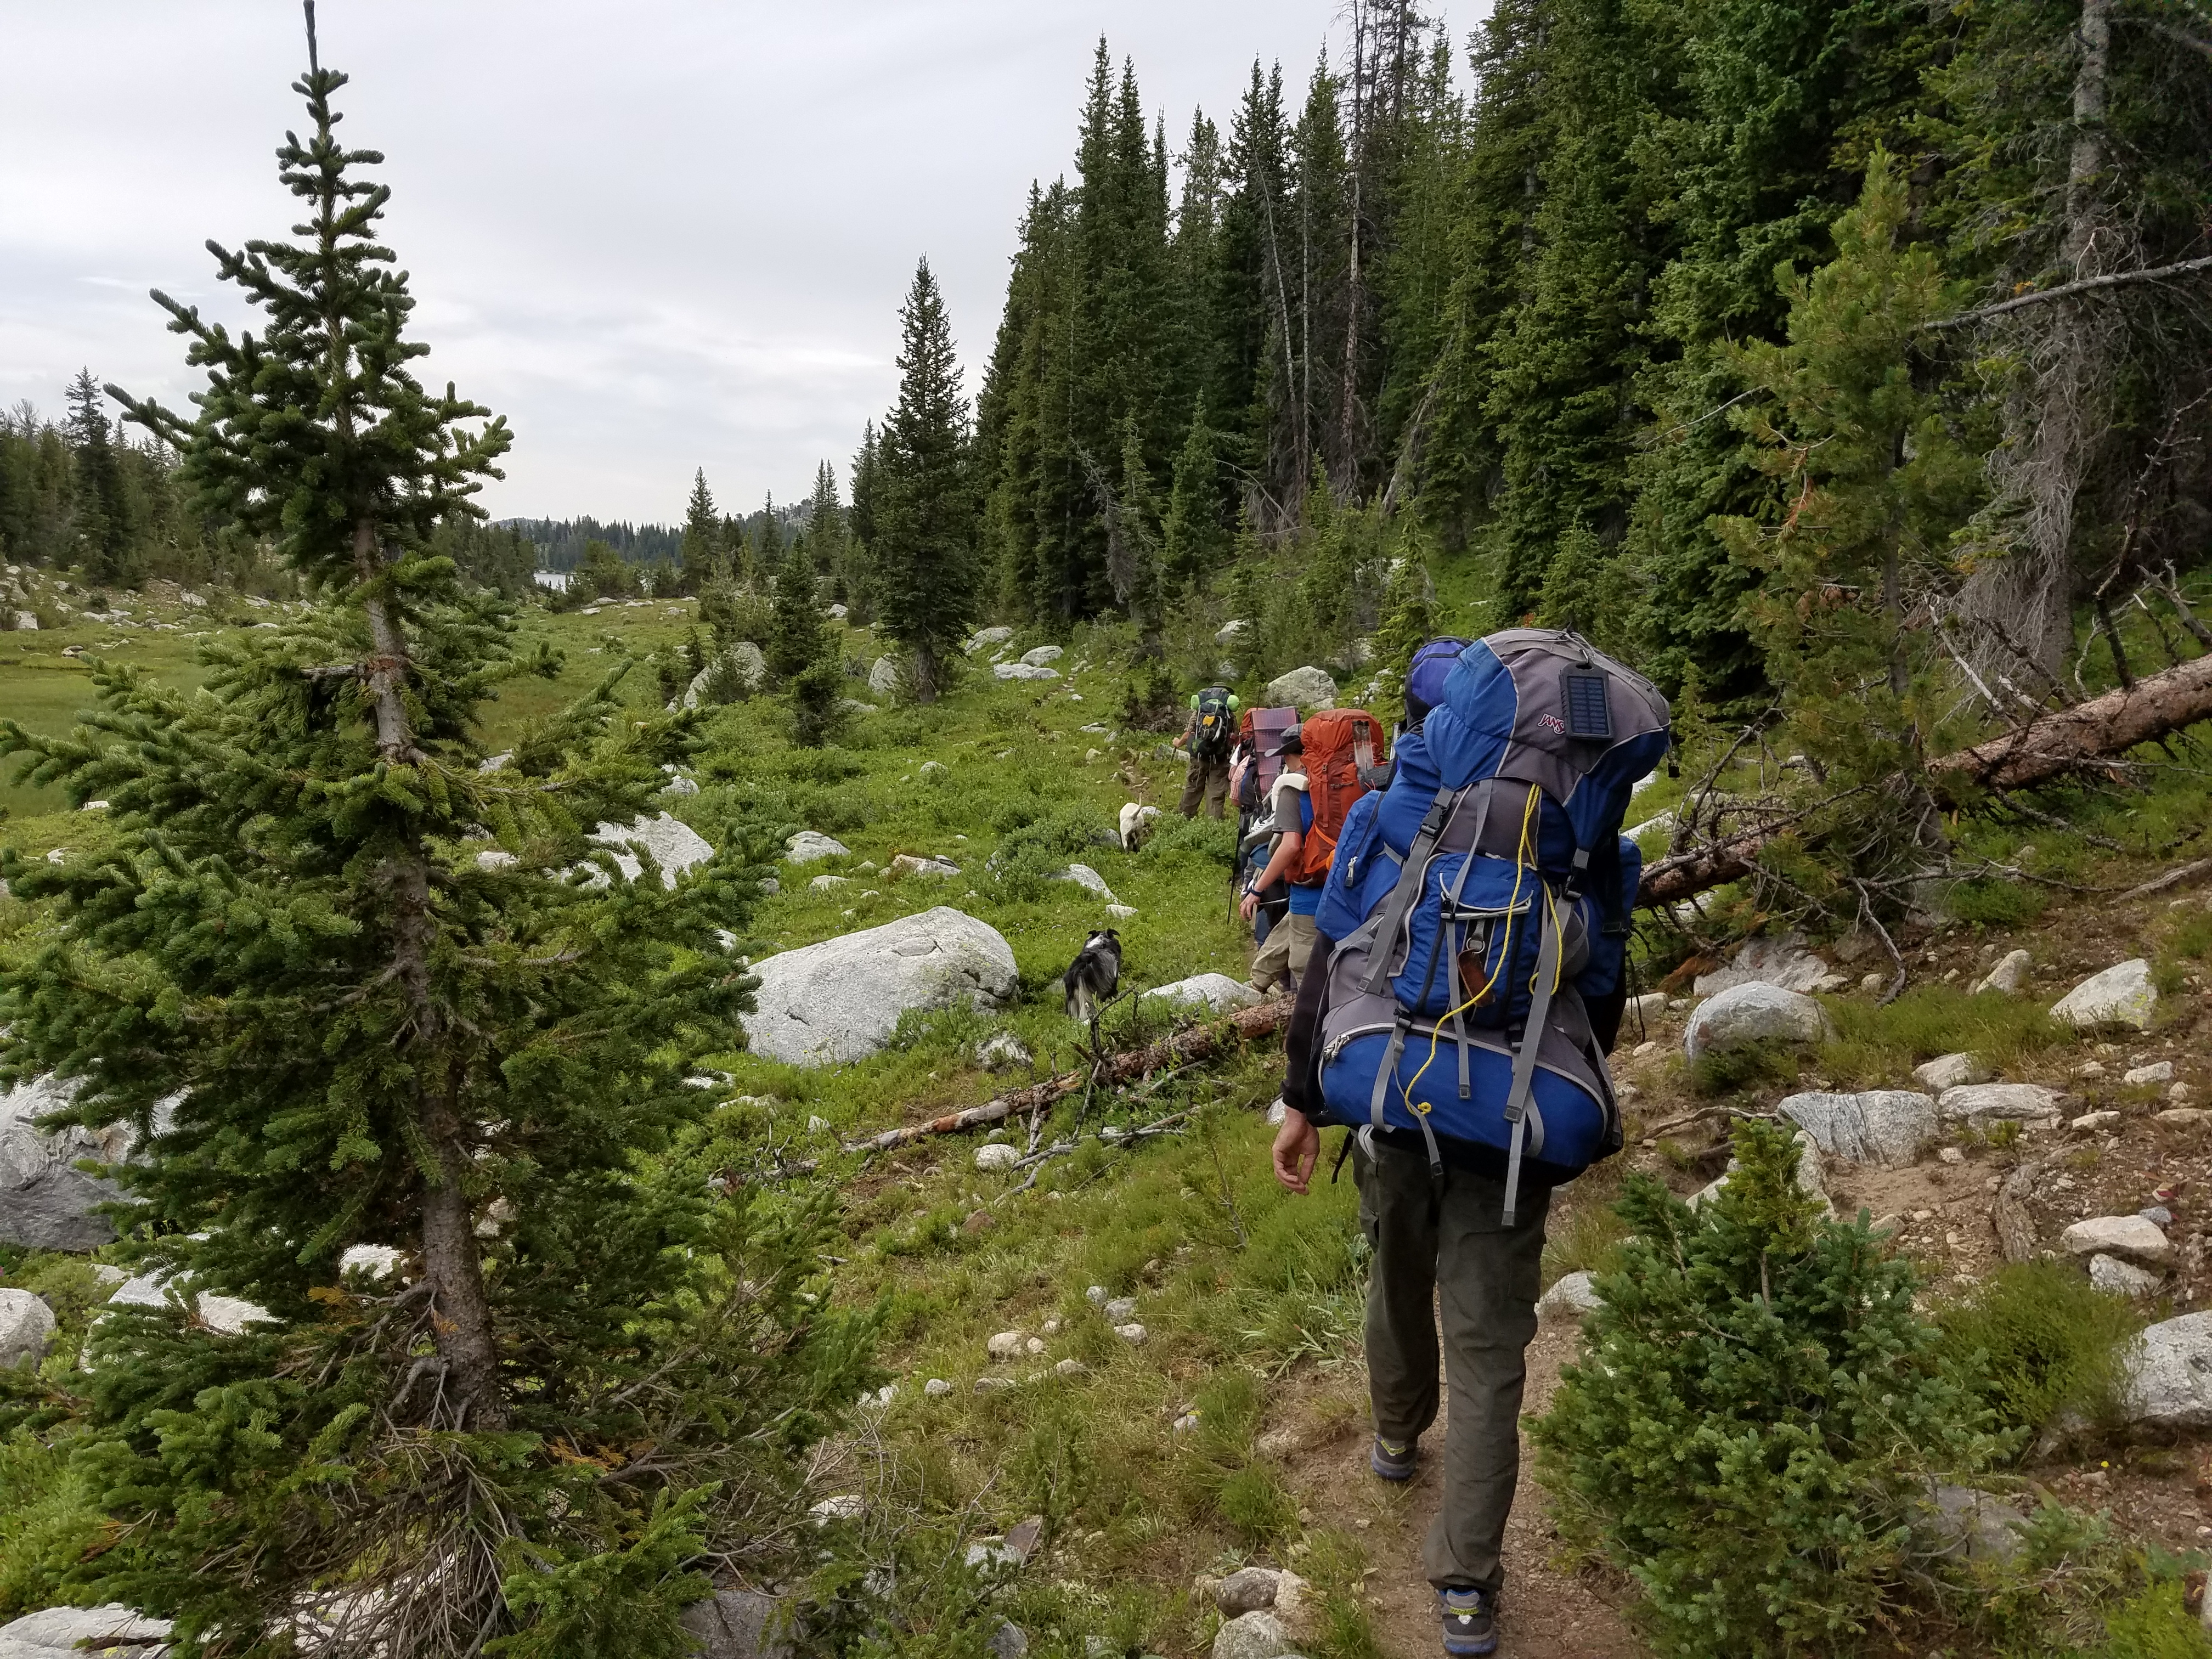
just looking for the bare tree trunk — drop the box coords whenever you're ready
[1958,0,2114,680]
[420,1070,506,1430]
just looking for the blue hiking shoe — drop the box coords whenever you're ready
[1439,1587,1498,1656]
[1370,1433,1418,1481]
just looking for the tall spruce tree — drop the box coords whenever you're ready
[678,467,721,589]
[64,369,133,586]
[873,258,977,701]
[2,18,872,1650]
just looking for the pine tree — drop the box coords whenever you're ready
[802,459,845,579]
[766,523,826,682]
[64,369,132,586]
[872,258,978,701]
[845,421,882,622]
[678,467,721,590]
[1162,395,1228,588]
[4,21,872,1648]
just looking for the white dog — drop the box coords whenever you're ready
[1118,801,1161,852]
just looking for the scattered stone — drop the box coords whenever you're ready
[1215,620,1249,645]
[1211,1611,1292,1659]
[1972,949,2033,996]
[2091,1254,2165,1297]
[987,1331,1025,1362]
[107,1268,272,1335]
[1114,1323,1148,1345]
[681,1589,791,1659]
[2157,1108,2207,1128]
[1682,983,1836,1059]
[1920,1482,2029,1564]
[1627,991,1670,1023]
[784,831,852,865]
[2076,1060,2109,1080]
[2118,1312,2212,1429]
[974,1376,1015,1393]
[1216,1568,1288,1616]
[967,625,1015,653]
[0,1289,56,1369]
[1632,1040,1657,1058]
[924,1378,953,1398]
[993,662,1062,681]
[988,1623,1030,1659]
[2143,1205,2175,1227]
[1859,972,1888,995]
[1692,933,1838,996]
[919,760,948,781]
[1915,1053,1993,1092]
[0,1074,137,1249]
[809,1494,866,1523]
[338,1244,404,1283]
[2051,960,2158,1032]
[1086,1285,1107,1306]
[965,1211,997,1235]
[1106,903,1138,920]
[1173,1412,1201,1434]
[2060,1214,2174,1268]
[868,657,902,699]
[1936,1146,1967,1167]
[1103,1296,1138,1322]
[1778,1090,1938,1167]
[2126,1062,2177,1086]
[806,1115,831,1133]
[740,909,1019,1065]
[810,874,851,892]
[588,814,716,889]
[2174,1083,2198,1105]
[977,1031,1032,1073]
[0,1605,174,1656]
[1537,1271,1602,1322]
[1056,864,1119,903]
[1019,645,1064,668]
[1054,1357,1089,1378]
[759,876,780,895]
[890,854,961,879]
[1024,1336,1045,1355]
[1139,973,1262,1015]
[1264,665,1338,709]
[1938,1083,2069,1127]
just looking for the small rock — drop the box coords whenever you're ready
[924,1378,953,1398]
[2142,1205,2175,1228]
[977,1031,1033,1072]
[1105,903,1138,920]
[1212,1611,1292,1659]
[1100,1296,1138,1322]
[1173,1413,1202,1434]
[2091,1255,2166,1297]
[1938,1146,1966,1165]
[0,1288,57,1369]
[1692,933,1837,996]
[2060,1214,2174,1267]
[809,1494,866,1523]
[2117,1312,2212,1428]
[1971,949,2032,996]
[2051,959,2158,1032]
[1085,1285,1107,1306]
[890,853,962,879]
[0,1606,175,1655]
[1042,1318,1061,1334]
[1859,972,1888,995]
[1683,983,1835,1059]
[1057,863,1118,902]
[785,831,852,865]
[975,1143,1022,1172]
[1054,1357,1088,1378]
[964,1210,997,1235]
[810,873,851,891]
[1020,645,1064,667]
[989,1623,1030,1659]
[1632,1040,1657,1058]
[975,1376,1016,1393]
[1915,1053,1993,1092]
[1938,1082,2069,1128]
[1628,991,1669,1022]
[1779,1090,1937,1167]
[1921,1482,2029,1563]
[1113,1322,1148,1345]
[987,1330,1025,1362]
[1215,1567,1285,1616]
[1537,1271,1602,1322]
[1141,973,1262,1015]
[1263,666,1338,709]
[2158,1108,2207,1128]
[2070,1110,2122,1133]
[1024,1336,1046,1355]
[2127,1061,2176,1086]
[992,662,1061,681]
[2174,1082,2197,1104]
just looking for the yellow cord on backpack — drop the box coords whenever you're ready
[1400,783,1543,1114]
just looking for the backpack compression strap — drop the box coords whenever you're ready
[1499,888,1564,1227]
[1356,782,1487,997]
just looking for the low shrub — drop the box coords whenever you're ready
[1822,984,2070,1086]
[1534,1119,2007,1656]
[1933,1260,2145,1443]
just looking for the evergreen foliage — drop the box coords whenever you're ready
[871,259,978,702]
[1534,1120,2005,1655]
[0,27,870,1650]
[679,468,723,589]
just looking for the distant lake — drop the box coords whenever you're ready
[533,570,570,592]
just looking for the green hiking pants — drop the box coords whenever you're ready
[1356,1134,1551,1595]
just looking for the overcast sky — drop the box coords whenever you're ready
[1,2,1469,527]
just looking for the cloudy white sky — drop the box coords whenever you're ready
[1,2,1466,527]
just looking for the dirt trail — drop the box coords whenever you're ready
[1278,1322,1644,1659]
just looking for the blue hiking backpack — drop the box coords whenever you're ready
[1307,630,1671,1223]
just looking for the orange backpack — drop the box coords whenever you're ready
[1289,708,1387,887]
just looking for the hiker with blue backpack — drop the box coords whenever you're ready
[1174,686,1239,819]
[1268,631,1668,1658]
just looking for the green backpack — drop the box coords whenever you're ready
[1191,687,1238,758]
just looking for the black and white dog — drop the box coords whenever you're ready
[1061,929,1122,1024]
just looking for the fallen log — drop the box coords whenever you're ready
[1637,648,2212,909]
[833,995,1296,1158]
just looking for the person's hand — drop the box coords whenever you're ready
[1238,889,1259,923]
[1272,1109,1320,1195]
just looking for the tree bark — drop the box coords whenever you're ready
[1635,645,2212,906]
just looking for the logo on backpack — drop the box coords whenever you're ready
[1192,687,1237,758]
[1304,631,1671,1224]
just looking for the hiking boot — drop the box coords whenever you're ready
[1370,1433,1418,1481]
[1439,1587,1498,1656]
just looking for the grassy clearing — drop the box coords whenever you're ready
[1822,986,2074,1086]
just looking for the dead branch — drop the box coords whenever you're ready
[1992,1155,2051,1264]
[2114,857,2212,904]
[1638,645,2212,908]
[1922,253,2212,330]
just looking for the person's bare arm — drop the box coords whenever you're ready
[1272,1111,1319,1194]
[1239,828,1301,921]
